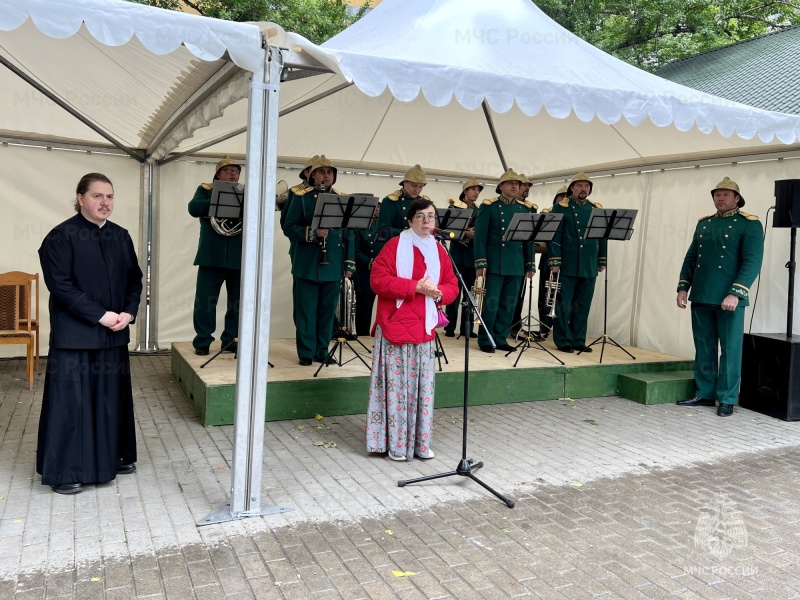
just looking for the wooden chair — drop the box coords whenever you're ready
[0,272,35,389]
[9,272,40,369]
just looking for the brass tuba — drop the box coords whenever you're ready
[210,216,242,237]
[471,274,485,324]
[337,277,357,336]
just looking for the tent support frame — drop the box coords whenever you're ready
[0,54,145,163]
[198,46,292,525]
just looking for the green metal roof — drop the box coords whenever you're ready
[656,26,800,115]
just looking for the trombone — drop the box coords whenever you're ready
[544,270,560,318]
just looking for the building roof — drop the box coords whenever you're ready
[656,25,800,115]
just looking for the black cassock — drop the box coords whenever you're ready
[37,213,143,485]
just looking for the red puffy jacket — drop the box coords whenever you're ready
[370,236,459,345]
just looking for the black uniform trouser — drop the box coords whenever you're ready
[294,277,340,361]
[193,266,241,351]
[444,264,476,336]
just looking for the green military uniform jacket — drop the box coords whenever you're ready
[353,221,384,295]
[473,196,537,276]
[547,196,607,277]
[188,184,242,270]
[281,183,311,259]
[677,208,763,305]
[284,186,355,281]
[447,198,479,267]
[377,189,429,239]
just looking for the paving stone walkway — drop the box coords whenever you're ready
[1,354,799,599]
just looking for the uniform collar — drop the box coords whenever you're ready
[570,195,587,206]
[499,194,515,205]
[718,208,739,218]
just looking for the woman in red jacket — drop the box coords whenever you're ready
[366,198,459,461]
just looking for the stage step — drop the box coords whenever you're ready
[618,370,695,405]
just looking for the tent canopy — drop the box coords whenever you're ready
[171,0,800,180]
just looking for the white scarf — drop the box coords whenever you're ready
[396,228,440,335]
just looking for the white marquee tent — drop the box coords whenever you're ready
[3,0,800,518]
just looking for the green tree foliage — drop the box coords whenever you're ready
[128,0,369,45]
[536,0,800,70]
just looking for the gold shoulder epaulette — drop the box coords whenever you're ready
[589,200,603,208]
[294,185,315,197]
[517,199,537,210]
[558,197,570,208]
[482,196,499,206]
[738,211,760,221]
[421,194,431,201]
[541,207,552,214]
[698,214,715,222]
[448,198,468,209]
[289,183,305,193]
[201,183,213,190]
[387,190,402,201]
[332,187,346,195]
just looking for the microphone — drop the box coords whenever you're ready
[431,227,455,240]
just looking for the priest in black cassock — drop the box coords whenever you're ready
[37,173,143,495]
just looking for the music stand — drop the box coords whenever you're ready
[579,208,638,363]
[208,181,245,221]
[312,193,378,377]
[502,213,565,365]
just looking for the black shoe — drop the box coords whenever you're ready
[51,483,82,495]
[470,332,478,339]
[479,346,495,353]
[531,332,545,342]
[315,356,336,365]
[444,331,455,338]
[557,346,573,353]
[496,343,517,352]
[117,462,136,475]
[575,345,593,353]
[194,347,210,356]
[221,343,237,353]
[299,358,312,366]
[717,403,734,416]
[676,396,715,406]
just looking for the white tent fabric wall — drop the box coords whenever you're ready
[0,144,142,359]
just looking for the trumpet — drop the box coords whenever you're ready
[471,274,485,325]
[337,277,357,337]
[544,270,561,318]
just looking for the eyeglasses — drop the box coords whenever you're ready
[413,213,436,222]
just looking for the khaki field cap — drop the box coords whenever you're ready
[495,168,523,194]
[215,156,241,175]
[568,170,592,195]
[402,164,427,185]
[554,185,568,200]
[310,155,337,184]
[712,176,745,207]
[518,173,532,186]
[301,154,320,180]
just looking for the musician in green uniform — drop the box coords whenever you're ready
[510,174,534,336]
[548,171,607,353]
[537,186,567,339]
[285,156,355,365]
[188,157,243,356]
[377,164,429,239]
[353,201,384,336]
[676,177,764,417]
[444,178,483,338]
[474,169,537,353]
[281,155,318,328]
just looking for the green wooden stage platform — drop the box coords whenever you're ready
[171,338,694,426]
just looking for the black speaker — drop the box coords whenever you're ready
[740,333,800,420]
[773,179,800,228]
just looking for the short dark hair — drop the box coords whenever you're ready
[74,172,113,212]
[406,198,435,222]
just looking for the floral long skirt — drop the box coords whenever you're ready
[366,326,436,459]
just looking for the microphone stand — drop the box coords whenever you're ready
[398,234,514,508]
